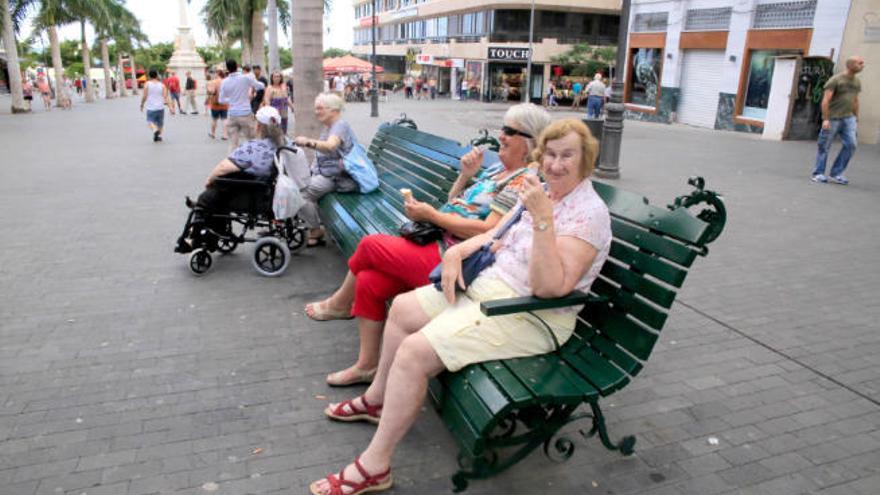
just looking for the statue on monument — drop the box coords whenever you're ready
[168,0,207,95]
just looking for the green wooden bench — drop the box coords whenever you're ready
[317,119,499,258]
[317,120,727,492]
[428,176,727,491]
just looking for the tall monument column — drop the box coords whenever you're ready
[167,0,207,95]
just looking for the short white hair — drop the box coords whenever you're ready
[315,92,345,112]
[503,103,552,151]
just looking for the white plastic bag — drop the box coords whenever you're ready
[272,147,306,219]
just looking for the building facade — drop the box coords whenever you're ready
[623,0,875,143]
[351,0,620,102]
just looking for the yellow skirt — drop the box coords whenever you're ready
[414,277,576,372]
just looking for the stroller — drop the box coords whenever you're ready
[175,145,310,277]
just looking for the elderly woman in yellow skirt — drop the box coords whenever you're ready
[309,119,613,495]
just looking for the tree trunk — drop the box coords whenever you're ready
[292,0,323,139]
[251,8,265,68]
[242,38,252,66]
[129,55,138,95]
[48,25,65,107]
[117,53,128,97]
[81,21,95,102]
[1,0,28,113]
[100,38,113,99]
[267,0,279,73]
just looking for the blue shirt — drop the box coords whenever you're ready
[228,138,277,177]
[573,82,582,95]
[219,72,265,117]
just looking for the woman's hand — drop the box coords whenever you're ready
[293,136,309,147]
[519,174,553,221]
[440,249,466,303]
[459,147,484,179]
[404,199,437,222]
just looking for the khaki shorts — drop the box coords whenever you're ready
[415,277,575,372]
[227,115,255,150]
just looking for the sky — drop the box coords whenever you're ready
[29,0,355,51]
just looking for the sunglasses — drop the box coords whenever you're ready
[501,125,533,139]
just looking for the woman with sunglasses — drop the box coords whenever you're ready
[304,103,552,387]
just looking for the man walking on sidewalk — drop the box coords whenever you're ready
[184,71,199,114]
[811,55,865,185]
[219,59,265,152]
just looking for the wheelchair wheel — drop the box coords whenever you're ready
[252,237,290,277]
[285,225,306,252]
[188,248,213,276]
[217,237,238,254]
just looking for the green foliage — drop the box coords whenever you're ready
[550,43,617,77]
[65,61,84,77]
[133,42,174,73]
[323,48,349,58]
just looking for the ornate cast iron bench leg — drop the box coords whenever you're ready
[581,400,636,456]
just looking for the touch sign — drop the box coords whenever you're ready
[487,47,530,61]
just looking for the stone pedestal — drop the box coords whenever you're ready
[167,1,206,95]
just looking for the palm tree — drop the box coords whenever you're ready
[1,0,29,112]
[110,9,146,98]
[93,0,139,99]
[29,0,78,107]
[291,0,324,138]
[267,0,289,73]
[67,0,111,102]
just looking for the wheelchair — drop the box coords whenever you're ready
[175,145,309,277]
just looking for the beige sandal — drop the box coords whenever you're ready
[327,366,377,387]
[305,300,354,321]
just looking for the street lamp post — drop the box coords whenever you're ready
[595,0,631,179]
[370,0,379,117]
[523,0,536,102]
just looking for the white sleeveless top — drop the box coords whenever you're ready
[144,81,165,111]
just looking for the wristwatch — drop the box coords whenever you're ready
[534,219,550,232]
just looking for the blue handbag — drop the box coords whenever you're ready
[429,205,526,291]
[342,139,379,193]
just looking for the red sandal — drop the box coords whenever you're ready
[325,395,382,424]
[309,456,393,495]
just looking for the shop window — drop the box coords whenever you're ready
[752,1,816,29]
[741,49,799,120]
[540,12,566,29]
[627,48,662,108]
[632,12,668,33]
[684,7,731,31]
[599,15,619,40]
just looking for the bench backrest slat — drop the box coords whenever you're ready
[595,181,712,247]
[375,154,452,206]
[598,261,677,309]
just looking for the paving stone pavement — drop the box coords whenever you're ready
[1,94,879,495]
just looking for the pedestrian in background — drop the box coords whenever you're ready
[572,80,583,109]
[263,70,294,135]
[585,73,606,119]
[165,72,182,114]
[184,70,199,115]
[811,55,865,185]
[22,77,34,111]
[140,69,174,142]
[251,65,268,114]
[37,76,52,111]
[61,76,74,110]
[206,70,229,140]
[219,59,265,152]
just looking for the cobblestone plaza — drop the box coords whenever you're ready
[1,95,879,494]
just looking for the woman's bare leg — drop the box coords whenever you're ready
[314,293,441,494]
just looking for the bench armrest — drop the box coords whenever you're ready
[479,291,599,317]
